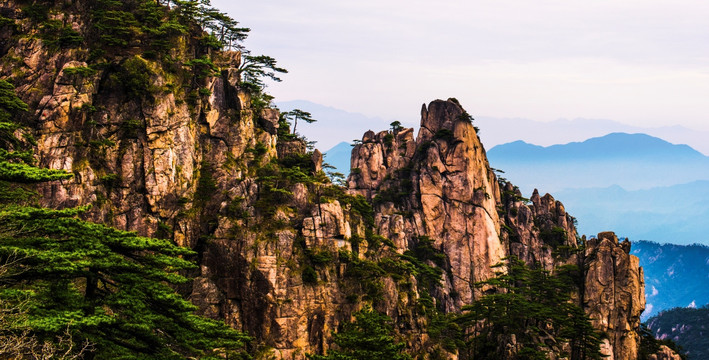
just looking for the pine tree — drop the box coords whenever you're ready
[457,257,605,360]
[0,79,250,359]
[282,109,316,135]
[307,306,411,360]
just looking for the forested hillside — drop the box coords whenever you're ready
[647,306,709,360]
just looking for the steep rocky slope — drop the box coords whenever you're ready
[0,1,667,359]
[348,101,645,360]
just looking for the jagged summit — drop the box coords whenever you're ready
[0,0,672,357]
[347,99,646,358]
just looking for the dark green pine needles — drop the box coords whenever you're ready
[0,78,249,359]
[457,256,605,360]
[0,206,250,359]
[307,306,411,360]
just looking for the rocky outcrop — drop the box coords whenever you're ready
[648,346,683,360]
[584,232,645,360]
[349,100,506,310]
[0,1,671,358]
[500,183,579,270]
[347,100,650,359]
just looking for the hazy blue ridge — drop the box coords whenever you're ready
[632,241,709,319]
[491,133,705,162]
[323,141,352,177]
[555,181,709,245]
[487,132,709,193]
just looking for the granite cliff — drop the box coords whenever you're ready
[0,0,672,359]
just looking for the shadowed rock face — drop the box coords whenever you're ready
[0,1,665,357]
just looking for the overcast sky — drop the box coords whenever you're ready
[213,0,709,131]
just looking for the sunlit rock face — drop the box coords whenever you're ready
[0,2,660,355]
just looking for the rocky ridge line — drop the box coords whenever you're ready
[0,1,670,357]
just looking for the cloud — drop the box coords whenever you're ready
[213,0,709,130]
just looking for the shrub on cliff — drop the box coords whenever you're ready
[0,79,250,359]
[456,257,605,359]
[307,306,411,360]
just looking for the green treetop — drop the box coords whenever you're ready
[307,306,411,360]
[456,256,605,360]
[0,78,250,359]
[282,109,316,135]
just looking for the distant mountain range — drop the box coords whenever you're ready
[485,132,709,245]
[475,116,709,156]
[487,133,709,194]
[278,100,709,157]
[632,241,709,319]
[556,181,709,245]
[489,132,705,162]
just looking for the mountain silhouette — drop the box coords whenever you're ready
[488,133,709,193]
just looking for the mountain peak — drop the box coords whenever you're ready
[491,132,706,162]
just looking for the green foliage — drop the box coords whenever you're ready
[398,236,445,314]
[306,247,334,267]
[155,221,173,240]
[0,80,71,184]
[372,163,414,207]
[0,80,29,121]
[427,312,463,352]
[276,113,296,141]
[92,0,141,47]
[456,257,605,359]
[302,265,318,285]
[645,306,705,360]
[539,226,568,248]
[344,258,386,302]
[199,33,223,50]
[433,128,455,142]
[120,118,144,138]
[390,121,403,132]
[383,133,394,147]
[307,306,412,360]
[98,173,120,188]
[40,20,84,49]
[0,76,248,358]
[195,161,217,205]
[239,55,287,89]
[637,323,686,360]
[457,110,474,124]
[282,109,316,135]
[119,56,156,99]
[0,206,250,359]
[21,4,49,23]
[185,56,219,80]
[63,66,98,78]
[168,0,249,50]
[0,14,15,28]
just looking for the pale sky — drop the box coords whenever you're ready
[213,0,709,131]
